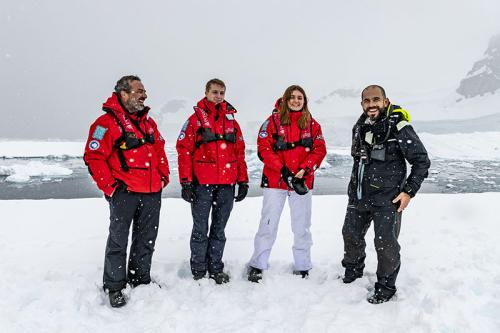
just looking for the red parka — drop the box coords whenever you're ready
[84,93,170,196]
[176,98,248,185]
[258,100,327,190]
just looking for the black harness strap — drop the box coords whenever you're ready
[193,110,236,148]
[271,114,314,151]
[103,108,154,172]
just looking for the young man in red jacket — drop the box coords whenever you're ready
[84,75,169,307]
[176,78,248,284]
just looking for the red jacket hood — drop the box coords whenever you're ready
[274,98,282,110]
[197,98,237,115]
[102,93,150,119]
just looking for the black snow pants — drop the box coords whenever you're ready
[190,184,234,275]
[342,203,402,289]
[103,186,162,291]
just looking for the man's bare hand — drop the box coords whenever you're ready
[392,192,411,212]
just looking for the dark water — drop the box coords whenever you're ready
[0,153,499,200]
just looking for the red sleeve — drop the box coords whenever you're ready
[257,116,283,172]
[175,117,196,183]
[299,120,327,173]
[234,121,249,183]
[83,116,119,196]
[150,118,170,184]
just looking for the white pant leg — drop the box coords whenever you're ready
[249,188,288,270]
[289,190,313,271]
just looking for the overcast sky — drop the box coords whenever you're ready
[1,0,499,140]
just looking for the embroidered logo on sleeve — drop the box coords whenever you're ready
[259,119,269,138]
[92,126,107,140]
[89,140,100,150]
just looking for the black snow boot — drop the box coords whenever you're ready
[342,268,363,283]
[247,266,263,283]
[193,271,206,281]
[109,290,126,308]
[293,270,309,278]
[209,272,230,284]
[367,282,396,304]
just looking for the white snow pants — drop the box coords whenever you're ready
[249,188,313,271]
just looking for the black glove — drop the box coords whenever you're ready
[181,182,196,203]
[291,177,309,195]
[234,182,249,202]
[280,166,294,189]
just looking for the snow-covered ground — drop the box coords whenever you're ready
[420,132,500,161]
[1,194,499,332]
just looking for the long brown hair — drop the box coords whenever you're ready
[278,85,311,129]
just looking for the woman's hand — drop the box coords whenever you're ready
[295,169,306,179]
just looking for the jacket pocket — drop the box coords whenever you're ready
[222,160,237,183]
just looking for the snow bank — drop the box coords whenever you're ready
[1,194,499,332]
[2,133,499,163]
[0,140,84,158]
[0,161,73,182]
[420,131,500,160]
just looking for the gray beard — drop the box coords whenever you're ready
[125,100,143,113]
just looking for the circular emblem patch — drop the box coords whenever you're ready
[259,131,268,138]
[89,140,100,150]
[178,132,186,141]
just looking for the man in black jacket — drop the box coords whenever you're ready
[342,85,431,304]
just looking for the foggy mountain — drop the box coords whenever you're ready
[457,34,500,98]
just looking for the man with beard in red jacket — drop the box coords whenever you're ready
[84,75,169,307]
[176,78,248,284]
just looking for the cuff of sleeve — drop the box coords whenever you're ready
[403,184,416,198]
[237,177,249,184]
[103,181,118,197]
[299,164,314,174]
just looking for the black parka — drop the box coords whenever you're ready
[347,104,431,207]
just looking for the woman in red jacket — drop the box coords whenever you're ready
[247,85,327,282]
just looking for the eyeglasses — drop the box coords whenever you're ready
[130,89,146,95]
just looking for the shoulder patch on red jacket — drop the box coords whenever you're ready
[88,140,100,150]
